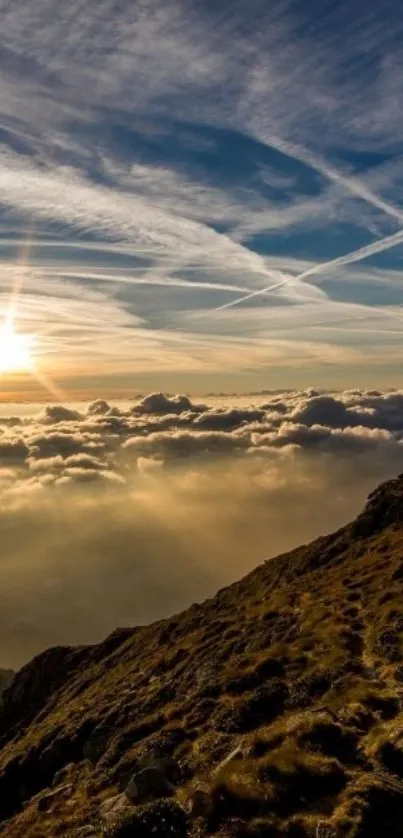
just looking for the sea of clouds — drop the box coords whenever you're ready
[1,388,403,668]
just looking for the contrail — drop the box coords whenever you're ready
[205,226,403,315]
[262,135,403,225]
[189,278,290,317]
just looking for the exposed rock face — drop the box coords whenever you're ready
[1,476,403,836]
[351,473,403,537]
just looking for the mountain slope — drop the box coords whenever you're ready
[0,670,14,698]
[1,476,403,836]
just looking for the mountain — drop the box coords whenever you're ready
[1,476,403,837]
[0,669,14,697]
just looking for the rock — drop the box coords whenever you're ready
[36,782,73,812]
[75,828,97,837]
[125,765,175,802]
[52,762,75,787]
[84,726,113,764]
[100,793,131,824]
[38,738,69,775]
[102,799,189,837]
[188,788,212,818]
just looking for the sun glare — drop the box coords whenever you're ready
[0,316,34,374]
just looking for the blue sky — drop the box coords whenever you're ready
[0,0,402,396]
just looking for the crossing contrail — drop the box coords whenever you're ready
[204,226,403,315]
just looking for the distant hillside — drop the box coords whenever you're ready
[0,670,14,698]
[1,476,403,836]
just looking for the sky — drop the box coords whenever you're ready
[0,0,402,398]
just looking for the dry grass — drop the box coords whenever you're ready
[0,476,403,836]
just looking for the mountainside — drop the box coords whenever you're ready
[1,477,403,837]
[0,670,14,698]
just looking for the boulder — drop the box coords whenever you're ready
[125,765,175,802]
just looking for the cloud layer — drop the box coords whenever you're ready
[1,388,403,668]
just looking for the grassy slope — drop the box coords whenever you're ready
[0,476,403,836]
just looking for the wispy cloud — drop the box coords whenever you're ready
[0,0,402,392]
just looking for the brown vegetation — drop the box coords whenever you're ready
[1,475,403,836]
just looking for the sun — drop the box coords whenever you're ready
[0,316,34,374]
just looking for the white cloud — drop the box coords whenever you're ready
[0,388,401,667]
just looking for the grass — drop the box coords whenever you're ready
[1,477,403,835]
